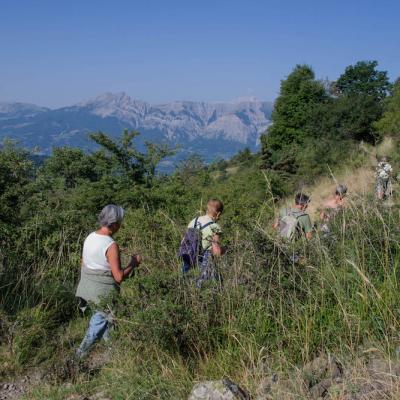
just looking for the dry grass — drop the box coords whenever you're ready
[280,138,395,221]
[226,166,240,175]
[306,165,375,219]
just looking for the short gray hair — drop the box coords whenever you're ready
[335,184,348,196]
[98,204,125,227]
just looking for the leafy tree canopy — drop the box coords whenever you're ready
[261,64,327,170]
[90,129,175,186]
[0,141,33,226]
[39,147,108,188]
[333,60,391,101]
[374,79,400,137]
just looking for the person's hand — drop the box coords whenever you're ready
[130,254,142,267]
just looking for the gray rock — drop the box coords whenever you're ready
[302,354,343,387]
[188,381,235,400]
[300,353,343,398]
[65,395,90,400]
[91,391,112,400]
[309,378,336,399]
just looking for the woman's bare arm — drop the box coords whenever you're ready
[106,243,138,284]
[211,234,226,256]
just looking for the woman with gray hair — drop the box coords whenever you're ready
[75,204,141,358]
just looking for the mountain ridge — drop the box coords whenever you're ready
[0,92,273,163]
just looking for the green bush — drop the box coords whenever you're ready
[13,306,56,366]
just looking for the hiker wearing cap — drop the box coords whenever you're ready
[376,157,393,200]
[320,185,347,236]
[274,193,313,240]
[75,204,142,358]
[179,198,226,288]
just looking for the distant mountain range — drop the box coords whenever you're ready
[0,92,273,166]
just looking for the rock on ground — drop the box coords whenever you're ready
[256,352,400,400]
[0,370,42,400]
[188,381,235,400]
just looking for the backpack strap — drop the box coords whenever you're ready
[193,217,215,231]
[286,208,306,219]
[200,221,215,230]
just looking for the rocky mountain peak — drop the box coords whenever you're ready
[79,92,149,121]
[0,102,47,113]
[0,94,273,163]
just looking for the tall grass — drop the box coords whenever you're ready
[67,196,398,398]
[2,183,400,398]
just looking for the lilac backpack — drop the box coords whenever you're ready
[179,217,214,269]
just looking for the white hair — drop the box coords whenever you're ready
[98,204,125,227]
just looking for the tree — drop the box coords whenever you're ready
[260,65,327,170]
[374,79,400,137]
[0,141,33,226]
[175,154,209,186]
[306,93,384,142]
[90,130,175,186]
[333,60,391,101]
[330,61,391,142]
[39,147,106,188]
[230,148,254,165]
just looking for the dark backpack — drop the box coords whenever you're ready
[179,217,214,268]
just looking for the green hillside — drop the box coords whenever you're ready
[1,61,400,399]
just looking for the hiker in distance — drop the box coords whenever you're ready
[179,198,226,288]
[75,204,142,358]
[375,156,393,200]
[274,193,313,240]
[320,184,347,236]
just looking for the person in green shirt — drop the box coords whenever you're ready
[181,199,226,287]
[274,193,313,240]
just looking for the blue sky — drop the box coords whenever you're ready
[0,0,399,107]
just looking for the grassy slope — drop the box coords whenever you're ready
[280,137,395,219]
[3,139,400,399]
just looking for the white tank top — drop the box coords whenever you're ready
[82,232,115,271]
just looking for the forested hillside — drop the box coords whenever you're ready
[1,61,400,399]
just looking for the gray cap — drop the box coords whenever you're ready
[98,204,125,227]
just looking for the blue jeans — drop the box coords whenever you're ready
[77,311,113,358]
[181,254,192,273]
[196,251,219,288]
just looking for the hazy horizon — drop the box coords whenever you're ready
[1,0,399,108]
